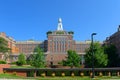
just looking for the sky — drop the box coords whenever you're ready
[0,0,120,41]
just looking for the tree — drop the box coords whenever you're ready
[0,37,10,61]
[30,47,45,68]
[62,50,81,68]
[104,44,120,67]
[16,53,26,66]
[85,42,108,68]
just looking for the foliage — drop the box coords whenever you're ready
[0,37,10,53]
[30,46,45,68]
[11,61,17,64]
[62,50,81,68]
[16,53,26,66]
[68,31,74,34]
[0,60,7,64]
[0,37,10,61]
[56,31,64,34]
[47,31,52,35]
[85,42,108,68]
[104,44,120,67]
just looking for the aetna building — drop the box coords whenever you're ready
[13,18,91,65]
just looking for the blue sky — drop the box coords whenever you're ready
[0,0,120,41]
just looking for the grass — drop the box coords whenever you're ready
[37,76,120,80]
[38,77,91,80]
[10,65,34,68]
[0,73,36,79]
[0,73,24,79]
[0,74,120,80]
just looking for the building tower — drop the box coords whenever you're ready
[46,18,75,65]
[57,18,63,31]
[47,18,75,53]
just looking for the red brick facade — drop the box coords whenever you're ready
[0,64,10,73]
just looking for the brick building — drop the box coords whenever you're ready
[16,40,44,54]
[1,18,91,65]
[104,25,120,56]
[0,32,19,54]
[45,18,90,65]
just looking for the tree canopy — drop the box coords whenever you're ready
[16,53,26,66]
[85,42,108,68]
[0,37,10,53]
[30,46,45,68]
[62,50,81,68]
[104,44,120,67]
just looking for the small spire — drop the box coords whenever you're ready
[57,18,63,31]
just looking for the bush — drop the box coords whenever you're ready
[61,72,65,77]
[41,73,46,77]
[13,72,16,75]
[3,70,6,74]
[99,72,103,77]
[0,60,6,64]
[27,71,34,77]
[52,72,55,77]
[16,61,23,66]
[80,72,84,77]
[71,72,75,77]
[11,61,16,64]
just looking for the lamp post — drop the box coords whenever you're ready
[91,33,97,78]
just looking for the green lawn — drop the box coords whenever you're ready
[38,77,91,80]
[37,76,120,80]
[0,74,120,80]
[0,73,24,79]
[10,65,34,68]
[0,73,35,80]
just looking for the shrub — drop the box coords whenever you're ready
[61,72,65,77]
[89,72,93,77]
[0,60,6,64]
[52,72,55,77]
[16,61,23,66]
[3,70,6,74]
[27,71,34,77]
[11,61,16,64]
[71,72,75,77]
[17,53,26,66]
[13,72,16,75]
[80,72,84,77]
[99,72,103,77]
[41,73,46,77]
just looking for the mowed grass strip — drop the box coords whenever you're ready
[0,73,36,80]
[38,77,92,80]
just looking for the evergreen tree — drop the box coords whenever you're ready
[16,53,26,66]
[85,42,108,68]
[62,50,81,68]
[104,44,120,67]
[30,47,45,68]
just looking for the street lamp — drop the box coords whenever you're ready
[91,33,97,78]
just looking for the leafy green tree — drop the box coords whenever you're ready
[16,53,26,66]
[85,42,108,68]
[104,44,120,67]
[62,50,81,68]
[30,47,45,68]
[0,37,10,61]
